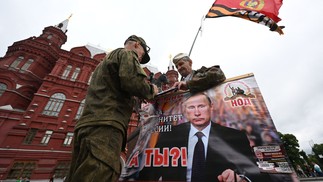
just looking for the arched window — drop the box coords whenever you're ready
[0,83,7,97]
[70,67,80,81]
[63,132,74,146]
[7,161,36,179]
[23,128,38,144]
[42,93,66,116]
[88,71,94,85]
[40,130,53,145]
[53,161,70,179]
[75,99,85,119]
[21,59,34,71]
[61,65,72,79]
[10,56,24,69]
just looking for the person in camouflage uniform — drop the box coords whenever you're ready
[171,53,226,93]
[65,35,158,182]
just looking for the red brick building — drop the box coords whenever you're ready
[0,18,178,180]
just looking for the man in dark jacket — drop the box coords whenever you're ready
[65,35,158,182]
[172,53,226,93]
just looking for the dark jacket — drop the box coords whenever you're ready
[187,65,226,93]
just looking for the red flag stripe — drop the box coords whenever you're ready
[213,0,282,22]
[206,4,284,35]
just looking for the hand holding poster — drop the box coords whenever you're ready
[120,73,296,182]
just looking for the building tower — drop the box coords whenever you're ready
[0,18,70,110]
[165,54,179,88]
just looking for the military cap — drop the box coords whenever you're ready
[124,35,151,64]
[172,53,190,65]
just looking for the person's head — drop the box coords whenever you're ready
[172,53,193,77]
[124,35,150,64]
[182,93,213,131]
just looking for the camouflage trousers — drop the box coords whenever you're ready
[65,126,123,182]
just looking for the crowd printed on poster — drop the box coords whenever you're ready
[119,73,296,181]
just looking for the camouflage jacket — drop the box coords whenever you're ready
[75,48,155,136]
[187,65,226,93]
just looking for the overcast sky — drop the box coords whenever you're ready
[1,0,322,154]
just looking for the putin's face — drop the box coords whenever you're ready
[183,94,213,131]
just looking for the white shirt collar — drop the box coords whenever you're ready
[189,121,211,139]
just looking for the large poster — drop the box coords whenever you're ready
[120,73,295,181]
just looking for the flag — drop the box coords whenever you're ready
[206,0,284,35]
[214,0,283,22]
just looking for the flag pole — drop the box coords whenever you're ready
[188,16,206,56]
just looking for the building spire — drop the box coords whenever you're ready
[168,54,175,71]
[54,14,72,33]
[68,14,73,20]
